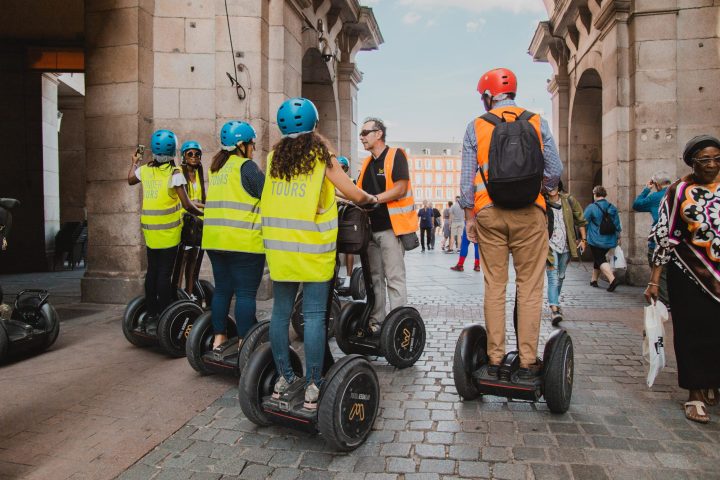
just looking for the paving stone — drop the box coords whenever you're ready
[355,456,386,473]
[269,468,301,480]
[117,464,159,480]
[457,461,490,478]
[570,464,611,480]
[415,444,447,458]
[419,459,455,474]
[531,463,571,480]
[480,446,509,462]
[380,443,412,457]
[269,450,301,467]
[299,452,334,469]
[492,463,528,480]
[239,464,274,479]
[387,457,416,473]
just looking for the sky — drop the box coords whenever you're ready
[355,0,554,145]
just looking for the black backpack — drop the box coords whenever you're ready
[594,202,617,235]
[478,110,544,209]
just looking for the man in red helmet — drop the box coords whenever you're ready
[460,68,563,380]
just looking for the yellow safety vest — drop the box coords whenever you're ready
[201,155,263,253]
[140,164,182,249]
[261,151,338,282]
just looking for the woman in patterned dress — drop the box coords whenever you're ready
[645,135,720,424]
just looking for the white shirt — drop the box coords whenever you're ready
[549,203,568,254]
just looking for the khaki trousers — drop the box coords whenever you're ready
[367,229,407,323]
[475,205,548,367]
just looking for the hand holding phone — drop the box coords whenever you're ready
[133,145,145,166]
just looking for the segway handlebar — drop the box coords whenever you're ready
[0,198,20,210]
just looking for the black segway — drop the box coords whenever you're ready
[122,234,214,357]
[0,197,61,363]
[336,266,366,300]
[333,207,425,369]
[239,203,380,451]
[452,297,574,413]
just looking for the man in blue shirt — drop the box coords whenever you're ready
[633,171,671,305]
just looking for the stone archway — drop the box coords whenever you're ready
[568,69,602,207]
[301,48,340,150]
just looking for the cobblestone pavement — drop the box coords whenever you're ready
[119,248,720,480]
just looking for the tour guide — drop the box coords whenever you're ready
[461,68,563,380]
[263,97,374,410]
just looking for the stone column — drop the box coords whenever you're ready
[81,1,154,303]
[58,95,87,224]
[337,61,361,174]
[548,72,570,185]
[40,74,61,267]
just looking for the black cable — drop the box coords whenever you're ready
[224,0,246,100]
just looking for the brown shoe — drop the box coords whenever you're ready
[450,264,464,272]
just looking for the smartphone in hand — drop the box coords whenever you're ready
[136,144,145,155]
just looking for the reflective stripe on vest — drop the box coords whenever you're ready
[472,106,547,213]
[261,151,338,282]
[201,155,263,253]
[357,147,416,235]
[140,164,182,249]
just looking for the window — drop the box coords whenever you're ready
[424,173,433,184]
[435,188,443,198]
[443,148,452,155]
[425,158,432,169]
[435,173,443,183]
[435,159,442,170]
[422,148,431,155]
[446,173,453,184]
[415,159,422,170]
[446,159,453,170]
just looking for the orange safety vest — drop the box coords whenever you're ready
[473,106,546,213]
[357,147,416,235]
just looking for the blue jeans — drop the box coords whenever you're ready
[208,251,265,338]
[270,281,330,386]
[546,250,570,308]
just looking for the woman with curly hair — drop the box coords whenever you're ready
[645,135,720,424]
[262,97,375,410]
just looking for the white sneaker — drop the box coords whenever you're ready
[341,276,351,289]
[304,383,320,410]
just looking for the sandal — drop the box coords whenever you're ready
[702,389,720,407]
[684,401,710,424]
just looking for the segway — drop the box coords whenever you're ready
[186,312,270,376]
[0,197,61,362]
[336,267,366,300]
[452,298,574,413]
[122,236,214,357]
[239,203,380,451]
[333,207,425,369]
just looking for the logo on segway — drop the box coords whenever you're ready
[400,327,413,349]
[348,403,365,421]
[183,323,193,339]
[350,392,371,401]
[177,316,191,341]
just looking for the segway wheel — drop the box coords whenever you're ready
[158,301,203,357]
[334,302,366,355]
[318,356,379,451]
[0,324,8,362]
[186,311,237,375]
[237,320,270,375]
[379,307,426,369]
[122,295,155,347]
[238,343,303,426]
[291,292,341,341]
[543,332,574,414]
[349,267,365,300]
[38,303,60,351]
[198,279,214,310]
[452,326,488,401]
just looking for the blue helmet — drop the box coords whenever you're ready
[337,156,350,169]
[151,129,177,156]
[277,97,318,136]
[180,141,202,155]
[220,121,256,150]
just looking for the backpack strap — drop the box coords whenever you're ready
[518,110,536,122]
[480,112,502,126]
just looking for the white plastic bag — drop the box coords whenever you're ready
[607,246,627,270]
[642,300,669,388]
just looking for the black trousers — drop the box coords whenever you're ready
[420,227,433,250]
[145,245,179,316]
[668,262,720,390]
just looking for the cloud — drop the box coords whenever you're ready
[466,19,486,32]
[398,0,545,14]
[402,12,422,24]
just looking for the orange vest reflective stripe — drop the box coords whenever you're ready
[357,147,416,235]
[473,106,547,213]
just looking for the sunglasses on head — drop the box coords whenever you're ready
[185,151,202,158]
[359,129,379,137]
[693,154,720,166]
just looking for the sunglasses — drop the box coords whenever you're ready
[185,151,202,158]
[693,155,720,166]
[359,129,379,137]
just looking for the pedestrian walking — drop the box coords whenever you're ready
[633,171,671,306]
[450,221,480,272]
[265,98,374,409]
[545,183,587,325]
[441,201,452,250]
[645,135,720,424]
[461,67,563,380]
[431,205,441,250]
[357,116,416,333]
[583,186,622,292]
[448,196,464,253]
[418,200,434,252]
[201,121,266,352]
[127,130,203,324]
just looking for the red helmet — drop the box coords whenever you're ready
[477,68,517,97]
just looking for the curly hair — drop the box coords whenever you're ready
[270,132,334,181]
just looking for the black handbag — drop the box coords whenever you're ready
[337,203,370,254]
[181,213,204,247]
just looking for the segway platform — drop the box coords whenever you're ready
[0,289,60,362]
[453,323,574,413]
